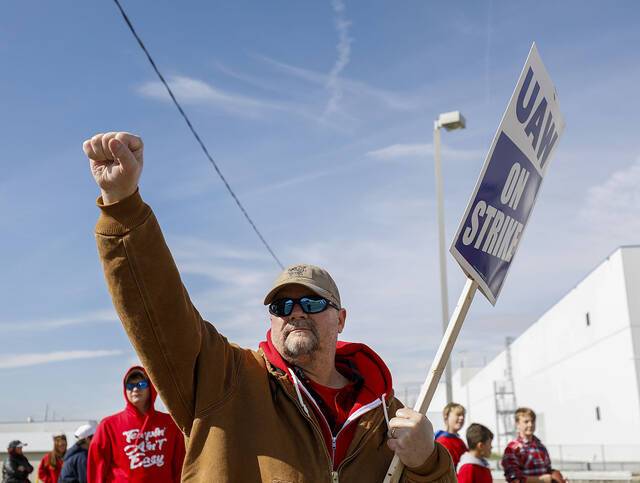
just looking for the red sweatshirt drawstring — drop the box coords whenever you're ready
[129,412,151,478]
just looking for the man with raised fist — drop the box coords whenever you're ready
[83,131,455,482]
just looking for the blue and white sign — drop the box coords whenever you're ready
[450,43,565,305]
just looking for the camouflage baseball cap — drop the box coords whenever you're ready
[263,264,341,308]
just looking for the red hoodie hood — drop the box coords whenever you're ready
[123,365,158,418]
[259,330,393,406]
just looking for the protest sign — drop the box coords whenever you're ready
[450,42,565,304]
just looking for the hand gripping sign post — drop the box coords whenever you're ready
[384,43,564,482]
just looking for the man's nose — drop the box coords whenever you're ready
[288,301,305,317]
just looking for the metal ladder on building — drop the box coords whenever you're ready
[494,337,517,453]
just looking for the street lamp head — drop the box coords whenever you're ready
[437,111,466,131]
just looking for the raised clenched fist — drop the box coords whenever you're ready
[83,132,144,204]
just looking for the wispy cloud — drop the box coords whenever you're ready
[325,0,352,115]
[137,75,335,128]
[138,75,283,119]
[581,156,640,238]
[255,54,429,112]
[0,309,118,333]
[366,143,483,162]
[214,62,286,95]
[171,237,269,264]
[169,236,274,299]
[166,236,275,346]
[243,158,368,198]
[0,350,123,369]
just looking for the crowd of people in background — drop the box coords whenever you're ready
[434,402,568,483]
[3,373,565,483]
[2,367,184,483]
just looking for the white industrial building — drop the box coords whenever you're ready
[444,245,640,467]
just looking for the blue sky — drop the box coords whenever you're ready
[1,1,639,421]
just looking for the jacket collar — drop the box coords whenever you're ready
[516,434,541,446]
[435,430,462,439]
[258,330,393,401]
[458,452,490,468]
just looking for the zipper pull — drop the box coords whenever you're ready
[331,438,338,482]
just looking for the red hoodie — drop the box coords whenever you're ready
[435,431,468,467]
[259,330,393,469]
[87,366,185,482]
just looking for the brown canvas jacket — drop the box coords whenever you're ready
[95,190,456,483]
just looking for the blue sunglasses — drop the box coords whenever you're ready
[268,296,339,317]
[125,380,149,391]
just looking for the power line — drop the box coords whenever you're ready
[111,0,284,270]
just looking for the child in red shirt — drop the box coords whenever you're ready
[457,423,494,483]
[435,402,468,467]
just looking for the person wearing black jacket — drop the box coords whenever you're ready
[59,422,96,483]
[1,440,33,483]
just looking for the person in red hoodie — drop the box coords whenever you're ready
[457,423,494,483]
[435,402,468,467]
[37,432,67,483]
[87,366,185,482]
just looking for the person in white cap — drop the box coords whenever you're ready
[84,132,455,482]
[2,440,33,483]
[58,422,97,483]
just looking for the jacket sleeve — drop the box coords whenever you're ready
[502,445,524,483]
[58,455,79,483]
[401,442,457,483]
[88,422,112,483]
[37,455,50,482]
[3,459,19,479]
[95,190,243,432]
[78,452,88,483]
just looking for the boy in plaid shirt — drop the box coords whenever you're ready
[501,408,566,483]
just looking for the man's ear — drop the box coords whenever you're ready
[337,308,347,333]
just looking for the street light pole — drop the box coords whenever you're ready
[433,111,466,404]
